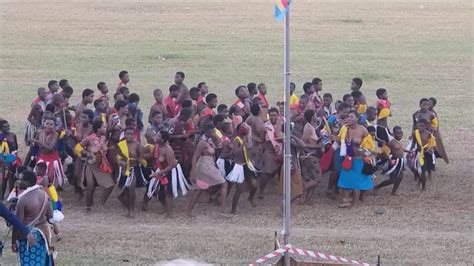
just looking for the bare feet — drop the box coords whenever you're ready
[164,206,172,218]
[77,193,84,202]
[338,202,351,208]
[218,212,232,218]
[326,191,336,200]
[296,200,305,206]
[118,194,127,209]
[342,197,352,203]
[209,193,220,205]
[248,196,257,207]
[373,188,380,196]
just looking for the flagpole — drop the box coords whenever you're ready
[283,6,291,266]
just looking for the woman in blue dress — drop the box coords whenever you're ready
[337,110,376,208]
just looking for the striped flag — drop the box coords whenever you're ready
[274,0,291,21]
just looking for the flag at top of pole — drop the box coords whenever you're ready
[274,0,291,21]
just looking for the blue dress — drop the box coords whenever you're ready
[337,157,374,190]
[333,147,342,173]
[18,228,52,266]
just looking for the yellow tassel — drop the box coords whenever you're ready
[214,129,223,139]
[48,185,58,202]
[100,113,107,123]
[428,134,437,149]
[431,117,439,129]
[322,117,331,134]
[117,140,130,176]
[415,129,425,166]
[235,136,255,172]
[381,144,391,156]
[74,143,84,157]
[0,141,9,154]
[59,130,65,139]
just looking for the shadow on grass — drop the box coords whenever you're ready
[338,19,363,24]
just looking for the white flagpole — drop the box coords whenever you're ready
[283,6,291,266]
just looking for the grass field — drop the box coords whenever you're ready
[0,0,472,264]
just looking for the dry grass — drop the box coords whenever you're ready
[0,0,472,264]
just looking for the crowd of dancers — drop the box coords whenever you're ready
[0,71,449,264]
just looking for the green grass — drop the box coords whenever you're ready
[0,0,472,264]
[1,1,471,136]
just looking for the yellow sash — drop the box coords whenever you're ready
[0,140,10,154]
[74,143,84,157]
[337,125,348,142]
[117,140,130,176]
[381,144,391,156]
[415,129,436,166]
[360,134,376,151]
[378,108,391,119]
[215,129,223,139]
[356,103,367,114]
[431,117,439,129]
[322,117,331,135]
[235,136,255,172]
[415,129,425,166]
[59,129,66,139]
[338,125,375,153]
[100,113,107,123]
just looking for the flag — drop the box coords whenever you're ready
[274,0,291,21]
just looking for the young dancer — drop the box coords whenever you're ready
[186,124,228,217]
[375,126,405,195]
[376,88,391,128]
[227,122,258,214]
[79,120,115,211]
